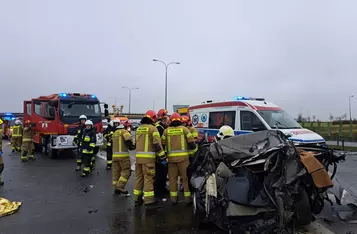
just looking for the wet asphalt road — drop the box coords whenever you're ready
[1,140,357,234]
[0,141,223,234]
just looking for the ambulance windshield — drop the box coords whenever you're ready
[257,110,302,129]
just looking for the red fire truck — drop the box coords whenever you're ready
[23,93,106,158]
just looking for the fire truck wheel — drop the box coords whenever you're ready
[93,147,99,155]
[34,143,43,153]
[49,149,58,158]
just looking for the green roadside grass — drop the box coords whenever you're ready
[327,145,357,152]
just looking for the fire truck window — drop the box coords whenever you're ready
[240,111,266,131]
[34,101,55,120]
[26,103,31,115]
[208,111,236,129]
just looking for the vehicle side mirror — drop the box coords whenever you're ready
[252,127,265,132]
[104,103,108,109]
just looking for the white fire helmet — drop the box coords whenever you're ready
[79,115,87,120]
[216,125,235,140]
[85,120,93,126]
[109,120,114,127]
[15,120,22,125]
[113,119,120,124]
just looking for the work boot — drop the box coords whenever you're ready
[145,201,163,210]
[12,149,15,153]
[0,177,4,186]
[75,165,81,171]
[114,188,129,195]
[106,165,112,170]
[28,156,36,161]
[21,157,28,162]
[81,172,88,177]
[134,198,144,207]
[172,200,178,206]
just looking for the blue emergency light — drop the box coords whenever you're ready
[91,94,96,98]
[59,93,68,97]
[5,113,12,116]
[234,96,248,100]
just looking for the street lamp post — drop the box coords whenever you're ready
[349,95,354,122]
[153,59,180,110]
[122,86,139,113]
[349,95,354,139]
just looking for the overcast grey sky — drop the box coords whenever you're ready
[1,0,357,120]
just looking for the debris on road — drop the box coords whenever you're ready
[0,197,22,218]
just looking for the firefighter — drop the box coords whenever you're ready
[112,119,135,194]
[162,113,196,205]
[73,115,87,171]
[215,125,235,141]
[181,116,199,158]
[103,120,114,170]
[154,109,170,198]
[0,118,4,185]
[11,120,23,152]
[21,120,35,162]
[80,120,97,177]
[134,110,166,208]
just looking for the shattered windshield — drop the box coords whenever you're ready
[257,110,302,129]
[60,101,101,118]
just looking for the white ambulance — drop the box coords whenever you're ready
[188,96,325,145]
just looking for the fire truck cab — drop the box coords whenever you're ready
[23,93,104,157]
[189,96,325,145]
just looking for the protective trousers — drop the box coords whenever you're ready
[82,153,93,176]
[0,153,4,185]
[90,155,96,171]
[106,146,113,169]
[21,142,32,161]
[76,147,82,168]
[28,143,35,160]
[133,162,156,205]
[168,160,192,203]
[12,137,21,152]
[112,159,131,191]
[154,161,168,197]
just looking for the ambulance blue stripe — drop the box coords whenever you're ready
[196,128,325,143]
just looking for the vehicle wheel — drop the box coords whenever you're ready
[293,188,312,226]
[193,192,210,229]
[93,146,99,155]
[49,149,58,158]
[34,143,43,153]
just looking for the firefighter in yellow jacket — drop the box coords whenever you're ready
[181,116,199,158]
[0,118,4,185]
[134,110,166,208]
[162,113,196,205]
[21,120,35,162]
[11,120,23,152]
[112,119,135,194]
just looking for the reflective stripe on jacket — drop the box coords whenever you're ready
[80,128,97,154]
[135,124,164,163]
[12,125,23,137]
[22,126,33,142]
[162,126,194,163]
[112,128,132,159]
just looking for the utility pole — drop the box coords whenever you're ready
[122,86,139,113]
[153,59,180,110]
